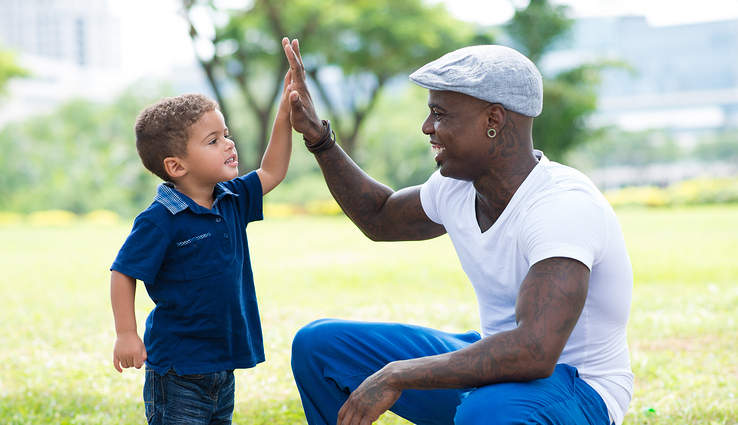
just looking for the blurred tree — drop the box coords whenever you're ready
[359,83,436,189]
[566,127,684,169]
[0,46,29,96]
[181,0,488,170]
[0,83,168,216]
[694,130,738,162]
[506,0,611,161]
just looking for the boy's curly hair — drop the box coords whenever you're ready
[134,93,219,182]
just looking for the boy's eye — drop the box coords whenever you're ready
[208,138,217,145]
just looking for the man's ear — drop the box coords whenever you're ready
[486,103,506,131]
[163,157,187,179]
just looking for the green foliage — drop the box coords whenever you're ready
[0,45,29,96]
[357,83,437,189]
[567,127,685,169]
[693,129,738,162]
[505,0,573,63]
[506,1,629,161]
[183,0,488,166]
[533,66,599,160]
[0,81,170,216]
[1,206,737,424]
[605,177,738,208]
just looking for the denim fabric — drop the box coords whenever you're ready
[144,368,235,425]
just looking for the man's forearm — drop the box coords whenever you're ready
[313,143,445,242]
[383,328,554,393]
[313,143,395,239]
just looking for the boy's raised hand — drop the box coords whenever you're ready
[113,331,147,373]
[282,37,324,144]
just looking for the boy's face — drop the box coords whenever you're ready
[180,109,239,184]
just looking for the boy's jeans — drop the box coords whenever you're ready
[144,367,235,425]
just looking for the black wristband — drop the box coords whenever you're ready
[304,120,336,154]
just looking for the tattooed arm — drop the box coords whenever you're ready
[309,143,445,241]
[336,257,590,425]
[283,37,444,242]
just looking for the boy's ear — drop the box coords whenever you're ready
[163,157,187,179]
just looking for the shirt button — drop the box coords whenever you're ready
[223,233,229,239]
[215,218,222,223]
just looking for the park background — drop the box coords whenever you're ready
[0,0,736,423]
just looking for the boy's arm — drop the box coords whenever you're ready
[111,270,147,373]
[256,71,293,196]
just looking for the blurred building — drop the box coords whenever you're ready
[544,15,738,136]
[542,16,738,187]
[0,0,122,126]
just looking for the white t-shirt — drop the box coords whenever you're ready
[420,152,634,425]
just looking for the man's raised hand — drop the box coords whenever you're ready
[282,37,324,143]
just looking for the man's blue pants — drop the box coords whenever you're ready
[291,318,610,425]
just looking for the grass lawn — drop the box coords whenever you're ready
[0,204,736,424]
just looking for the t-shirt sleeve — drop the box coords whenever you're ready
[518,190,608,271]
[419,170,444,225]
[222,171,264,223]
[111,216,170,284]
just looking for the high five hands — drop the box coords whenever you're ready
[282,38,324,144]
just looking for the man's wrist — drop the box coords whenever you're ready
[381,360,410,390]
[304,120,336,154]
[303,120,325,144]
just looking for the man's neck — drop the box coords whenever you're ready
[472,152,539,232]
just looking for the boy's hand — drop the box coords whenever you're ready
[113,331,147,373]
[276,69,292,120]
[282,37,324,144]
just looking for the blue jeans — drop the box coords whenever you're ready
[144,368,235,425]
[291,319,611,425]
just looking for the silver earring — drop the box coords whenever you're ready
[487,128,497,138]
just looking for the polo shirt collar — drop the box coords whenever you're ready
[154,182,237,215]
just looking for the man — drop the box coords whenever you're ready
[282,37,633,425]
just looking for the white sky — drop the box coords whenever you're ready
[107,0,738,83]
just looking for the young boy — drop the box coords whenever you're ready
[110,70,293,424]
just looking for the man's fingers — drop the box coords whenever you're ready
[292,38,301,59]
[283,38,302,72]
[290,91,301,104]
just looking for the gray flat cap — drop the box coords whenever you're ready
[409,45,543,117]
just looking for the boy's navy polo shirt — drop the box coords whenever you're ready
[111,171,265,376]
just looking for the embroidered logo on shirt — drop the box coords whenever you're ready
[177,233,212,247]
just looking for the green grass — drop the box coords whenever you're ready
[0,205,736,424]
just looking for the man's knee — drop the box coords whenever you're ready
[291,318,351,374]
